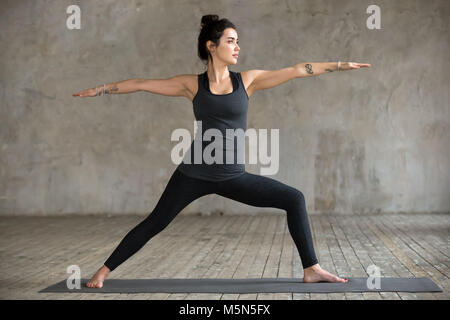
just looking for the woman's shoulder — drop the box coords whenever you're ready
[183,74,200,102]
[235,70,253,95]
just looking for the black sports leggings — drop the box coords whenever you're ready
[104,168,319,271]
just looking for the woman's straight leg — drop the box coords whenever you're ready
[215,172,319,269]
[103,169,214,271]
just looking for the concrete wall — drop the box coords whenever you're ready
[1,0,449,216]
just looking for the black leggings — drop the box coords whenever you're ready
[104,168,319,271]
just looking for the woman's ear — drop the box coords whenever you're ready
[206,40,216,53]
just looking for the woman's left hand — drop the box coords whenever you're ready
[341,62,371,70]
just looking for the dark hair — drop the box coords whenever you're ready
[197,14,236,65]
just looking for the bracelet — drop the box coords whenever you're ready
[95,86,99,96]
[102,84,106,96]
[338,61,341,71]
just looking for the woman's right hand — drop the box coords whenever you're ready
[72,87,98,97]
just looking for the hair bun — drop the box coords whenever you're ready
[201,14,219,28]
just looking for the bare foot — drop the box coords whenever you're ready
[86,265,110,288]
[303,264,348,283]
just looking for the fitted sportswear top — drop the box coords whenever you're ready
[176,70,249,181]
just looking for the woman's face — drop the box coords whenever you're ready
[208,28,240,65]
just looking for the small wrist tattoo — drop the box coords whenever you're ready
[305,63,313,74]
[106,86,119,94]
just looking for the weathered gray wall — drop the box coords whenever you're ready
[1,0,449,216]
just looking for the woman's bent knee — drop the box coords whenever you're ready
[291,189,305,204]
[285,189,306,212]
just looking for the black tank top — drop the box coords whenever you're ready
[176,70,249,181]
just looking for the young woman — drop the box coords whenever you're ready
[73,15,370,288]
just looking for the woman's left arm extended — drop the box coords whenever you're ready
[294,61,371,77]
[244,62,371,94]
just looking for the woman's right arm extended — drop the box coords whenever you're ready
[72,75,191,98]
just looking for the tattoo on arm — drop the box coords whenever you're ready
[325,69,333,72]
[106,86,119,94]
[305,63,313,74]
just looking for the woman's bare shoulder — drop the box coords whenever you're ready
[239,70,254,97]
[180,74,199,102]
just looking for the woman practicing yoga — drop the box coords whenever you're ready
[73,15,370,288]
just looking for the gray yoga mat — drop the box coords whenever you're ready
[39,277,442,294]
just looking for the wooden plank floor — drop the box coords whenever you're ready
[0,212,448,300]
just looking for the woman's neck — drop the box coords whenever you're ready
[207,61,230,83]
